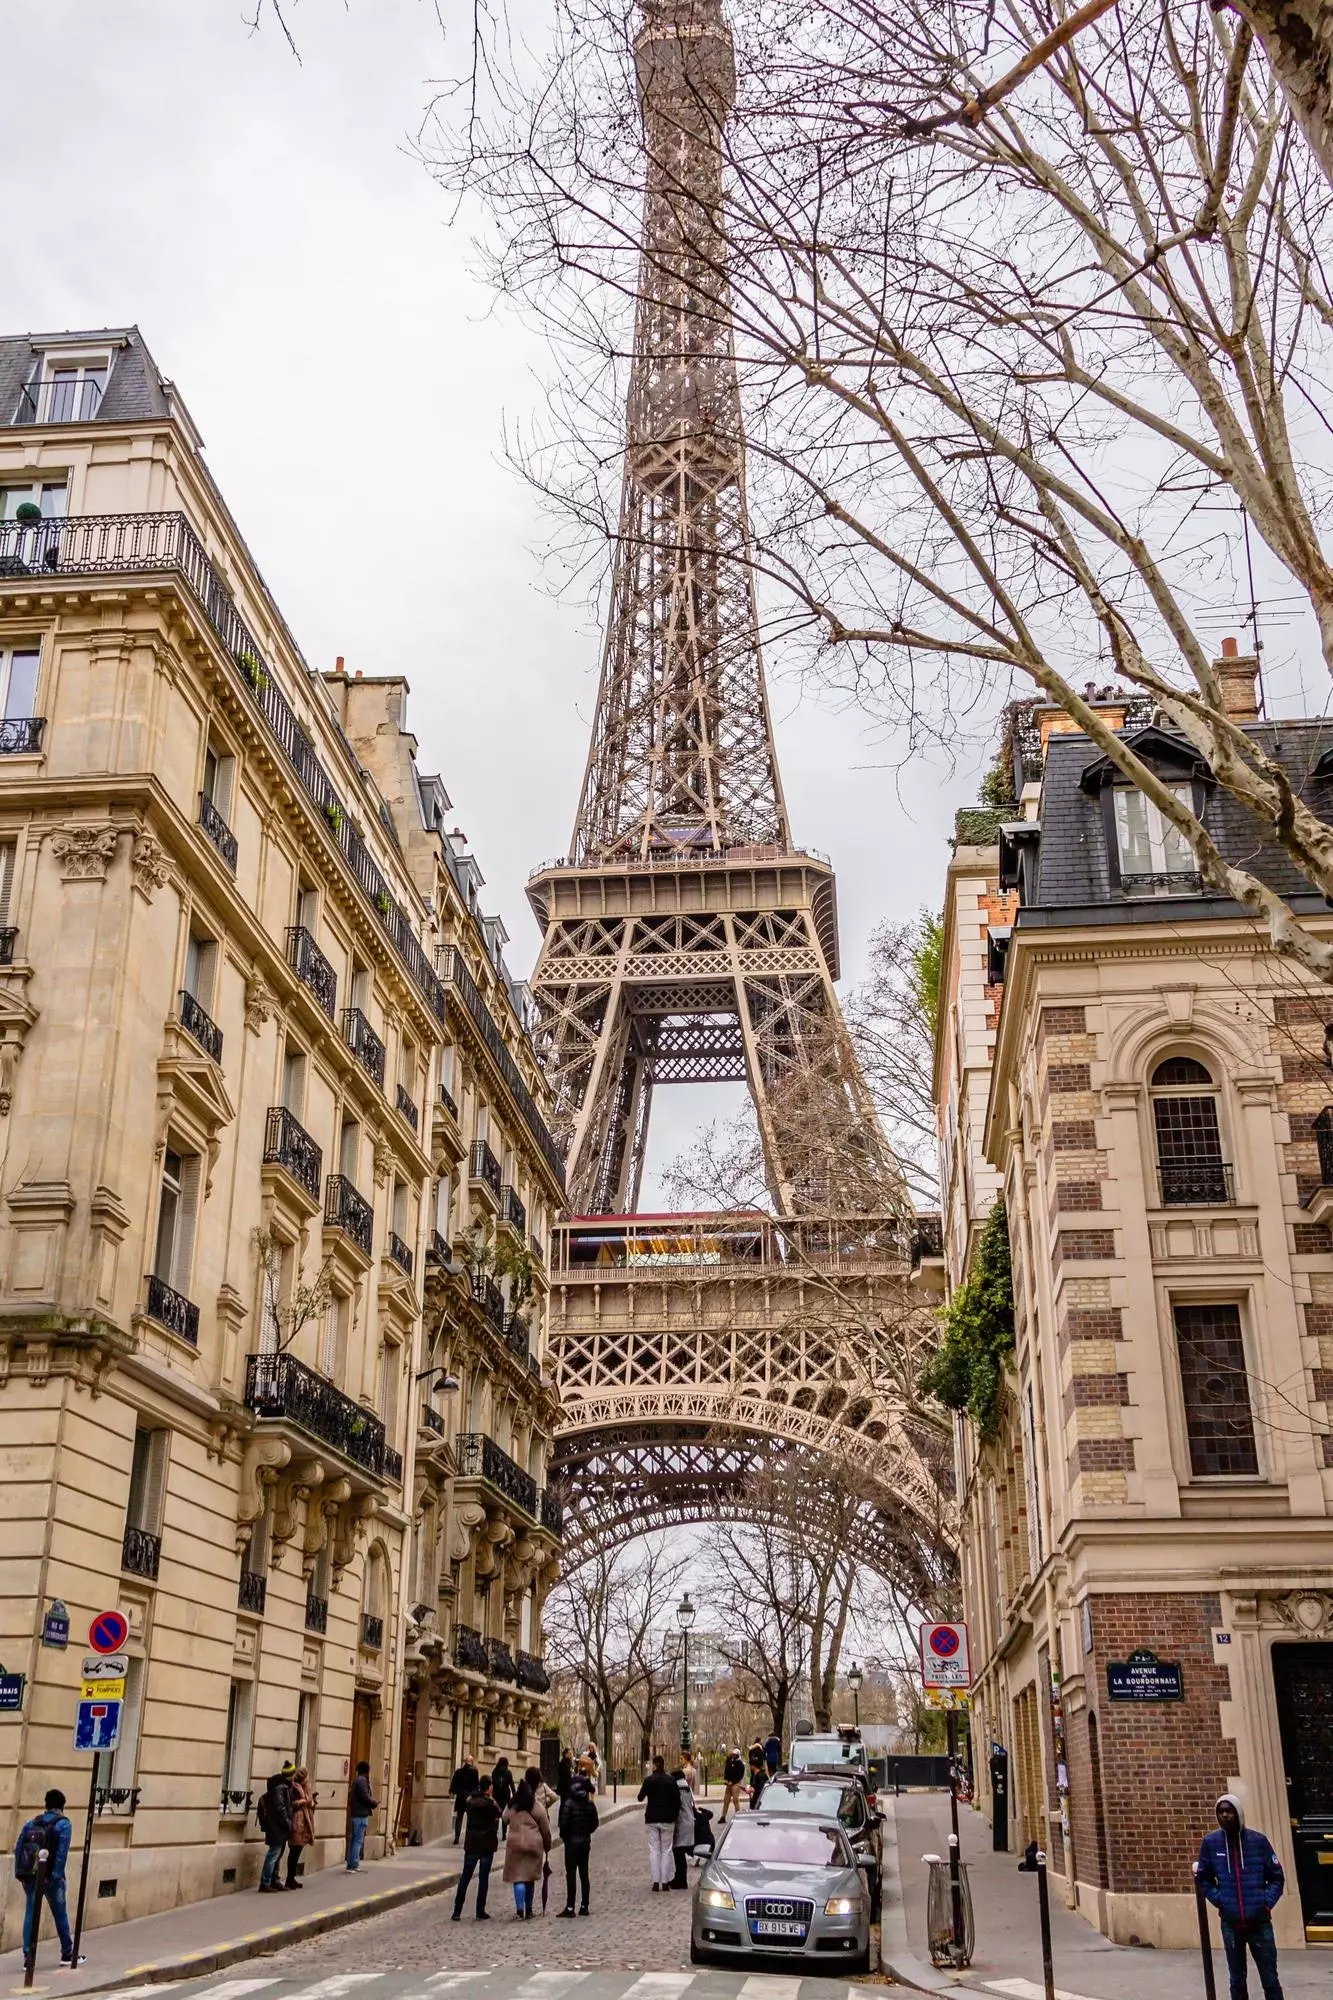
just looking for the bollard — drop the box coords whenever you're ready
[1035,1850,1055,2000]
[23,1848,50,1989]
[1193,1863,1218,2000]
[948,1832,965,1958]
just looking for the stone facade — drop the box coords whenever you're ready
[0,327,562,1943]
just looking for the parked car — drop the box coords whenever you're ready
[690,1812,873,1975]
[754,1774,884,1900]
[787,1726,871,1786]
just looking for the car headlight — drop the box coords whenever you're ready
[824,1894,860,1916]
[700,1887,735,1910]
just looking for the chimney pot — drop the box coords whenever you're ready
[335,654,345,674]
[354,669,362,679]
[1220,636,1238,659]
[1214,643,1260,724]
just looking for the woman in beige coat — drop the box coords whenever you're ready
[286,1768,315,1889]
[502,1780,551,1919]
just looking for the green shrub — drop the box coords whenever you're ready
[918,1200,1015,1439]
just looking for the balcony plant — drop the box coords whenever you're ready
[13,502,42,524]
[460,1220,538,1338]
[239,649,269,695]
[255,1226,337,1355]
[917,1200,1014,1440]
[375,889,391,917]
[323,800,344,836]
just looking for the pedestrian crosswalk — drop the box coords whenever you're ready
[94,1972,885,2000]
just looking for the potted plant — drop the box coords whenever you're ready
[375,889,391,918]
[238,649,269,694]
[13,502,42,525]
[323,800,344,836]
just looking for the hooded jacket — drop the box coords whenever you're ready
[1196,1794,1285,1930]
[558,1775,600,1846]
[257,1771,293,1842]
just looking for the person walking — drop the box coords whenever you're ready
[449,1753,480,1843]
[748,1742,768,1809]
[452,1775,502,1921]
[14,1788,77,1965]
[638,1754,681,1892]
[285,1768,315,1888]
[1197,1794,1287,2000]
[257,1764,295,1891]
[555,1767,599,1916]
[583,1742,603,1794]
[671,1763,695,1889]
[556,1748,573,1801]
[721,1746,746,1822]
[345,1760,376,1872]
[764,1731,782,1778]
[492,1755,515,1837]
[524,1763,559,1814]
[502,1779,551,1919]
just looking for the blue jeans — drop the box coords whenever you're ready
[452,1850,492,1917]
[24,1877,73,1960]
[260,1840,286,1887]
[346,1815,370,1870]
[512,1879,533,1915]
[1221,1917,1284,2000]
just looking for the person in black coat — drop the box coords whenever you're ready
[556,1772,600,1916]
[638,1755,681,1891]
[556,1749,573,1800]
[492,1757,515,1839]
[451,1777,502,1920]
[449,1755,480,1844]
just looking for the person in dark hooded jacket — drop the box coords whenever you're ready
[492,1757,515,1838]
[556,1769,599,1916]
[1196,1793,1286,2000]
[257,1765,295,1891]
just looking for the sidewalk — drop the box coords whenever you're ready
[1,1801,640,2000]
[881,1790,1329,1999]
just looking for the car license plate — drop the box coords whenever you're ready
[754,1919,805,1937]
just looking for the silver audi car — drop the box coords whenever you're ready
[690,1812,873,1974]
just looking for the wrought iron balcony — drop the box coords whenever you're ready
[305,1591,328,1633]
[341,1007,386,1087]
[179,988,223,1063]
[0,717,45,754]
[426,1231,451,1267]
[324,1172,374,1255]
[387,1231,414,1277]
[506,1318,531,1362]
[421,1403,445,1436]
[360,1613,384,1651]
[1121,868,1204,897]
[540,1489,565,1538]
[198,793,238,871]
[145,1272,200,1346]
[0,927,15,965]
[238,1569,267,1614]
[395,1082,420,1133]
[264,1104,322,1202]
[220,1788,253,1816]
[122,1524,161,1579]
[286,925,337,1017]
[453,1623,489,1673]
[1159,1161,1235,1207]
[474,1274,507,1335]
[516,1650,551,1693]
[439,1082,460,1122]
[244,1350,393,1477]
[470,1138,502,1202]
[500,1185,527,1238]
[455,1431,537,1517]
[384,1444,403,1482]
[487,1637,517,1683]
[94,1787,141,1817]
[440,947,563,1191]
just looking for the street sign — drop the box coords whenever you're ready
[1107,1648,1184,1703]
[920,1621,972,1690]
[89,1610,128,1655]
[0,1672,25,1711]
[81,1653,128,1683]
[81,1674,125,1702]
[74,1698,122,1753]
[924,1687,971,1710]
[42,1601,70,1649]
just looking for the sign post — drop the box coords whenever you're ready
[70,1615,129,1966]
[919,1624,971,1961]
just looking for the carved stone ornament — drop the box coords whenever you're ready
[1272,1590,1333,1637]
[270,1458,325,1566]
[331,1492,379,1587]
[244,977,277,1035]
[130,833,171,901]
[50,824,119,882]
[302,1475,352,1566]
[236,1434,292,1544]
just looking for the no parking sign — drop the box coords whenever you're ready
[919,1620,971,1690]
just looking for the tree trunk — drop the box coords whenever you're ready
[1233,1,1333,187]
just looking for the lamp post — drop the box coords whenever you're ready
[676,1591,696,1753]
[848,1661,863,1729]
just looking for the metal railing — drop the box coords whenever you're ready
[0,717,45,754]
[179,988,223,1063]
[384,1444,403,1482]
[95,1788,141,1817]
[516,1650,551,1692]
[421,1404,445,1435]
[14,376,105,424]
[395,1082,420,1133]
[244,1350,393,1478]
[427,1231,451,1266]
[387,1230,414,1277]
[145,1272,200,1346]
[500,1185,527,1237]
[198,793,238,871]
[342,1007,386,1088]
[540,1489,565,1538]
[453,1623,489,1673]
[474,1274,507,1335]
[122,1524,161,1579]
[360,1613,384,1651]
[263,1104,322,1202]
[455,1431,537,1516]
[470,1137,502,1201]
[440,947,564,1190]
[286,924,337,1017]
[305,1592,328,1633]
[0,928,15,965]
[506,1318,531,1362]
[439,1082,460,1121]
[238,1569,267,1614]
[487,1637,517,1683]
[1159,1161,1235,1206]
[527,843,832,877]
[324,1172,374,1255]
[1121,869,1204,897]
[220,1789,253,1816]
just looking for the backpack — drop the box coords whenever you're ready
[14,1815,54,1882]
[255,1792,271,1836]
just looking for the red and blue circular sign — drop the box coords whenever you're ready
[89,1610,128,1655]
[929,1626,961,1658]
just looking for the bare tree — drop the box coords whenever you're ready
[544,1539,689,1764]
[256,1228,336,1357]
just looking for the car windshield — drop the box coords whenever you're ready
[721,1820,848,1866]
[761,1783,852,1822]
[789,1738,864,1770]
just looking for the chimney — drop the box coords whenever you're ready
[1215,635,1260,723]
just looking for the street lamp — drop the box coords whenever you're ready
[848,1660,863,1729]
[676,1591,696,1753]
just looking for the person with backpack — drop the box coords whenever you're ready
[555,1767,599,1916]
[451,1775,502,1920]
[256,1764,294,1892]
[638,1754,681,1891]
[721,1745,746,1822]
[346,1760,376,1871]
[14,1789,76,1965]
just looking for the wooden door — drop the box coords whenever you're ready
[395,1694,418,1844]
[348,1692,374,1834]
[1272,1642,1333,1939]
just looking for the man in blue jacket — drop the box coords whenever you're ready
[14,1789,76,1965]
[1196,1793,1286,2000]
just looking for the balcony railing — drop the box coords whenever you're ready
[179,988,223,1063]
[238,1569,267,1614]
[439,1082,460,1122]
[385,1445,403,1482]
[286,925,337,1018]
[395,1082,420,1133]
[516,1650,551,1693]
[440,947,564,1190]
[0,717,45,754]
[500,1186,527,1238]
[341,1007,385,1088]
[1159,1161,1235,1206]
[421,1403,445,1435]
[14,375,105,424]
[387,1231,414,1278]
[455,1431,537,1517]
[263,1104,322,1202]
[305,1591,328,1633]
[95,1787,141,1817]
[0,928,15,965]
[244,1350,393,1477]
[220,1788,253,1816]
[360,1613,384,1651]
[470,1138,502,1202]
[325,1172,373,1255]
[122,1524,161,1579]
[487,1637,517,1683]
[198,793,238,871]
[506,1318,531,1362]
[474,1273,507,1335]
[0,510,448,1026]
[426,1231,451,1267]
[453,1623,489,1673]
[1121,869,1204,897]
[145,1272,200,1346]
[540,1489,565,1539]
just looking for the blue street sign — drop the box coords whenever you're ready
[42,1601,70,1649]
[74,1698,122,1752]
[0,1673,24,1711]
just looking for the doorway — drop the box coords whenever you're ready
[1271,1642,1333,1939]
[395,1694,418,1844]
[348,1692,375,1842]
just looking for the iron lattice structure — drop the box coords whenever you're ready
[528,0,951,1586]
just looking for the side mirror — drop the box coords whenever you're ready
[856,1853,876,1870]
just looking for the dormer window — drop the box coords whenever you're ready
[1112,784,1200,894]
[20,353,110,425]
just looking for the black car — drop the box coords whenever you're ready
[751,1774,884,1901]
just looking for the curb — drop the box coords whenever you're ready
[877,1798,961,1994]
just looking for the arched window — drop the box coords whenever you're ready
[1150,1057,1232,1205]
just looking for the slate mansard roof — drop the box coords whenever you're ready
[0,327,173,428]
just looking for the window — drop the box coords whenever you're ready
[0,839,17,930]
[339,1116,361,1180]
[1151,1057,1231,1205]
[321,1289,349,1378]
[153,1147,200,1295]
[221,1678,256,1798]
[184,932,217,1010]
[202,742,235,819]
[296,882,319,934]
[1173,1302,1260,1477]
[0,644,40,721]
[282,1043,307,1116]
[0,481,66,520]
[127,1425,169,1535]
[351,962,371,1013]
[1112,784,1199,892]
[434,1175,453,1242]
[392,1179,408,1239]
[295,1691,318,1772]
[260,1240,293,1355]
[379,1340,400,1436]
[31,354,110,423]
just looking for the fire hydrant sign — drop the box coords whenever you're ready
[920,1621,971,1690]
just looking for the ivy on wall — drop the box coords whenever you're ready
[918,1200,1015,1439]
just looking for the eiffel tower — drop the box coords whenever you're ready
[527,0,951,1593]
